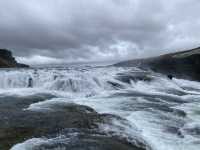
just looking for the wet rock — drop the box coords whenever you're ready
[165,126,184,138]
[0,95,146,150]
[167,74,173,80]
[115,72,153,84]
[12,129,145,150]
[0,104,101,149]
[182,125,200,138]
[0,93,56,111]
[107,81,125,89]
[172,109,187,117]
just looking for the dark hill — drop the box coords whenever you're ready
[115,47,200,81]
[0,49,29,68]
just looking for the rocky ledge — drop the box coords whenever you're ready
[0,49,29,68]
[115,47,200,81]
[0,94,146,150]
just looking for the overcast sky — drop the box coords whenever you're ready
[0,0,200,65]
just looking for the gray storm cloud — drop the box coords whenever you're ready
[0,0,200,64]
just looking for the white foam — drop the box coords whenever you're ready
[11,138,47,150]
[2,66,200,150]
[11,135,71,150]
[174,78,200,90]
[25,98,73,112]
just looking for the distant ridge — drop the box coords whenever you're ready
[115,47,200,81]
[0,49,29,68]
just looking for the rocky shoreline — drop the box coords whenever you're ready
[115,47,200,81]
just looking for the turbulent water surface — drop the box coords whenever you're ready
[1,64,200,150]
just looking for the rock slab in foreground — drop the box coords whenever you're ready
[0,94,145,150]
[0,49,29,68]
[115,47,200,81]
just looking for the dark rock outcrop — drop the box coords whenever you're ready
[0,49,29,68]
[116,71,153,83]
[0,94,145,150]
[115,47,200,81]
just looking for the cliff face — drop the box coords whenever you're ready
[115,47,200,81]
[0,49,29,68]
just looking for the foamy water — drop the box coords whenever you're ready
[0,65,200,150]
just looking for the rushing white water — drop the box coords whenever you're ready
[1,65,200,150]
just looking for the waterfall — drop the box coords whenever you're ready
[0,67,129,94]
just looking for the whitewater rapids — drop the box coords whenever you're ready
[0,65,200,150]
